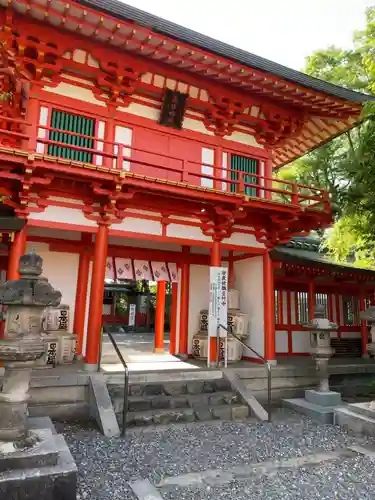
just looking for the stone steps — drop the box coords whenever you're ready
[126,403,249,427]
[126,390,240,413]
[108,376,251,428]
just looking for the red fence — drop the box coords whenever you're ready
[0,114,329,210]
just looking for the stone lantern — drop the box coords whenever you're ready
[360,305,375,357]
[283,305,342,423]
[0,249,61,446]
[308,304,337,393]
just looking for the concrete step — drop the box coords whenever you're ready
[108,378,232,401]
[122,391,241,413]
[106,369,224,385]
[334,406,375,437]
[29,402,89,421]
[345,402,375,420]
[282,398,336,424]
[126,403,250,427]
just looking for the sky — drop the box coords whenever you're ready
[121,0,374,71]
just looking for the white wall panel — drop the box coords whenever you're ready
[26,242,79,332]
[292,330,310,353]
[234,256,264,358]
[276,330,288,353]
[188,265,210,354]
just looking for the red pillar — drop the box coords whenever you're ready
[359,287,368,357]
[209,240,221,365]
[264,156,273,200]
[264,252,276,362]
[228,251,235,289]
[7,225,28,280]
[169,281,178,354]
[84,223,108,370]
[26,96,39,151]
[178,246,190,356]
[154,280,166,353]
[73,234,92,357]
[308,280,315,320]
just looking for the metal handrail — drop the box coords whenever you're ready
[106,331,129,436]
[219,324,272,422]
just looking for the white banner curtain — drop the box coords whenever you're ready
[151,261,170,281]
[115,258,134,280]
[133,260,153,281]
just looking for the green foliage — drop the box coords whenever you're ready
[305,46,368,92]
[281,6,375,269]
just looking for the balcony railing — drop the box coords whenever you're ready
[0,117,330,210]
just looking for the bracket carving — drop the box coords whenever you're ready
[200,205,247,241]
[204,91,306,147]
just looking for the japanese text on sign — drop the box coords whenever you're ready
[208,267,228,338]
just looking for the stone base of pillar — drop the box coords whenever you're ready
[0,401,29,443]
[282,389,342,424]
[0,417,77,500]
[267,359,277,366]
[83,363,99,372]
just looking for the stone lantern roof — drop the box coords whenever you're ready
[0,250,61,307]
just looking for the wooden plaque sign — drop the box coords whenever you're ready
[159,89,188,129]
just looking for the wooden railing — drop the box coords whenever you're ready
[0,118,330,210]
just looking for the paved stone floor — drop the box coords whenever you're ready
[58,409,375,500]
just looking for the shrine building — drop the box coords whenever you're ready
[0,0,374,370]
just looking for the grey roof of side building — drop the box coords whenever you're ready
[272,237,375,277]
[78,0,375,104]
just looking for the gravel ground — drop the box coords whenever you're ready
[57,409,375,500]
[162,455,375,500]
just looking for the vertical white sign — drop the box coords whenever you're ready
[208,267,228,338]
[128,304,136,327]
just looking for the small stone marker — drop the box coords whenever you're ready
[129,479,164,499]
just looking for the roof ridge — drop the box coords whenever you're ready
[76,0,375,103]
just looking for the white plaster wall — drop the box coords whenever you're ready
[224,130,263,148]
[234,256,264,358]
[28,206,97,228]
[276,330,288,353]
[119,102,159,121]
[44,82,106,106]
[26,242,79,332]
[222,231,265,249]
[188,264,210,354]
[114,218,162,236]
[183,117,214,136]
[201,147,214,188]
[292,330,310,353]
[166,224,212,242]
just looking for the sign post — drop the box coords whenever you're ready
[208,267,228,367]
[128,304,136,329]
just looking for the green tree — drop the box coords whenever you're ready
[305,46,368,92]
[280,6,375,268]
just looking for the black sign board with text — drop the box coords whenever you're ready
[159,89,188,129]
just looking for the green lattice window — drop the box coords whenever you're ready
[230,155,258,196]
[48,109,95,163]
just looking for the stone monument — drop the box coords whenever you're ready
[332,303,375,436]
[360,304,375,358]
[283,305,342,423]
[0,250,77,499]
